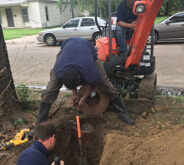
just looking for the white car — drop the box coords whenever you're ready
[37,17,106,46]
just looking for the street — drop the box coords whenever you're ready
[6,35,184,88]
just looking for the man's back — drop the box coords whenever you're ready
[16,141,50,165]
[54,37,101,86]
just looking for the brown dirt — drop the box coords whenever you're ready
[1,91,184,165]
[100,126,184,165]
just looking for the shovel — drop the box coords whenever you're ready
[75,107,88,165]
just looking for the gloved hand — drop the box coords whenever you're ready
[72,96,86,110]
[72,95,80,106]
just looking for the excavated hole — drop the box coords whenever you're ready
[51,117,106,165]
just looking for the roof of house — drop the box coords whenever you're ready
[0,0,26,6]
[0,0,59,7]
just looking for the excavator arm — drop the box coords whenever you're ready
[125,0,165,69]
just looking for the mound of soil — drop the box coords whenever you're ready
[100,124,184,165]
[1,92,184,165]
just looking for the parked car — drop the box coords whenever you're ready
[37,17,106,46]
[147,12,184,44]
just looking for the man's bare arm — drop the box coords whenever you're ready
[79,85,97,106]
[71,88,78,105]
[117,21,135,29]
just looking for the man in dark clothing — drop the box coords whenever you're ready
[16,122,64,165]
[115,0,137,53]
[37,37,135,125]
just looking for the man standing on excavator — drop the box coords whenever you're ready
[37,37,135,125]
[115,0,137,53]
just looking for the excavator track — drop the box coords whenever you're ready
[138,72,157,100]
[124,73,157,114]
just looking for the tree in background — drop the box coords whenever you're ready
[57,0,122,18]
[58,0,184,18]
[57,0,78,18]
[159,0,184,16]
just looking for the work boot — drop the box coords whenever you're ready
[36,102,52,124]
[112,96,135,125]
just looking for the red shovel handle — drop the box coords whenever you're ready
[76,115,81,138]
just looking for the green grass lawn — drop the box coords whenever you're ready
[3,27,59,40]
[3,28,43,40]
[155,16,168,24]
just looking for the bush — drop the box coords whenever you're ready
[15,84,31,102]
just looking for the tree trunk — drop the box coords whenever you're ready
[72,7,74,18]
[0,24,22,120]
[101,8,105,18]
[165,1,169,16]
[157,11,160,16]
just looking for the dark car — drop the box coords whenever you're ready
[147,12,184,44]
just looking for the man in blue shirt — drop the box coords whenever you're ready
[16,121,64,165]
[115,0,137,53]
[37,37,135,125]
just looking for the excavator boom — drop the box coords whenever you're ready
[125,0,165,69]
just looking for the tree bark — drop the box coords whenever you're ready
[165,1,169,16]
[0,24,21,117]
[71,6,74,18]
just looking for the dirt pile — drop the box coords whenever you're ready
[100,125,184,165]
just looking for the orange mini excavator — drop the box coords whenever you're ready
[78,0,165,115]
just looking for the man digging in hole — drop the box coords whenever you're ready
[37,37,135,125]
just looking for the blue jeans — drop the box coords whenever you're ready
[115,25,147,53]
[115,25,128,54]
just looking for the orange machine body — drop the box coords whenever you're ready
[96,37,119,62]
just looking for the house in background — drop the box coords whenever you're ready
[0,0,78,28]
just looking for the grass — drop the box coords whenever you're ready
[175,97,184,102]
[154,95,162,101]
[3,27,59,40]
[165,95,184,102]
[63,92,72,97]
[154,16,168,24]
[179,110,184,114]
[13,118,25,126]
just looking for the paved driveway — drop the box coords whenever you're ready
[6,35,184,88]
[154,42,184,88]
[6,35,59,87]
